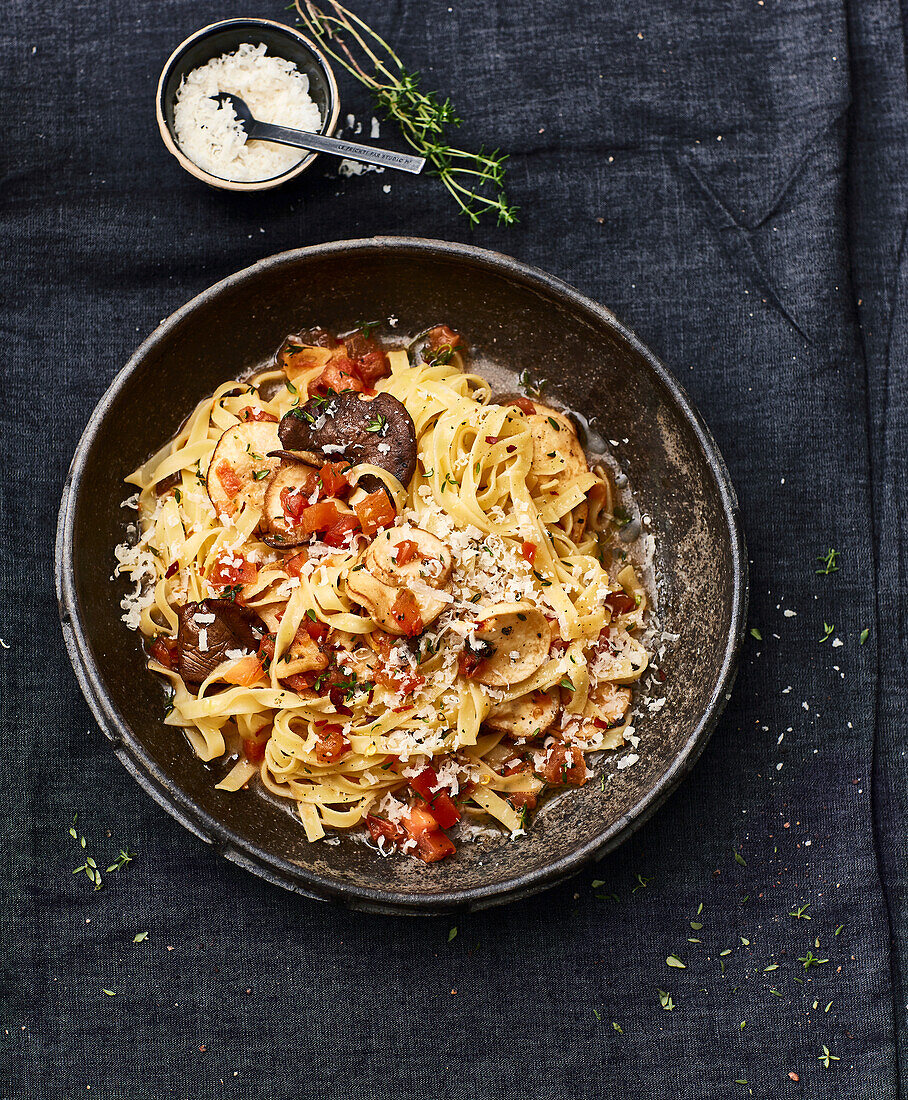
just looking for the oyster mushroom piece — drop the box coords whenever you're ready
[278,630,330,678]
[278,391,417,491]
[527,404,588,484]
[470,604,552,687]
[206,421,282,521]
[579,682,632,736]
[176,599,261,685]
[261,459,318,549]
[364,527,453,590]
[346,568,449,636]
[486,690,560,739]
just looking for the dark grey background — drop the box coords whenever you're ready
[2,0,906,1096]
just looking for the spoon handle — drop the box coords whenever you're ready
[248,121,426,174]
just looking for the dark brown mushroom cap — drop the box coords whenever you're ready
[278,391,417,490]
[176,599,261,685]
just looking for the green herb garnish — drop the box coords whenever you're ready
[295,1,517,226]
[816,548,840,575]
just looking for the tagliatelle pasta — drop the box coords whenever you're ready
[114,323,651,863]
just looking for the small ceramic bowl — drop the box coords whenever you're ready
[156,18,341,192]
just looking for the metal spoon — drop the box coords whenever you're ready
[211,93,425,174]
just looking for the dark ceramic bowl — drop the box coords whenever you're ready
[55,238,747,915]
[156,18,340,191]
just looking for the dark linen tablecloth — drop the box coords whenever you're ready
[3,1,906,1096]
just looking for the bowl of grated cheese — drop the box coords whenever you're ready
[156,18,340,191]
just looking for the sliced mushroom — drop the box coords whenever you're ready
[278,391,417,491]
[470,604,552,687]
[583,682,632,729]
[277,630,330,678]
[527,405,588,487]
[364,527,453,590]
[261,459,318,549]
[346,567,448,636]
[277,336,335,383]
[486,690,560,740]
[206,421,281,522]
[176,599,260,685]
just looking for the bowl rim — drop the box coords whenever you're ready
[55,236,749,915]
[155,17,341,192]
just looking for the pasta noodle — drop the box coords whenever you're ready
[114,323,652,862]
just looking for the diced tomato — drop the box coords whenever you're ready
[285,551,309,578]
[355,349,391,384]
[149,637,177,669]
[311,356,365,395]
[509,397,537,415]
[222,655,265,686]
[300,617,329,645]
[390,589,424,637]
[427,324,463,350]
[313,721,350,764]
[604,591,637,616]
[258,632,276,659]
[354,490,396,537]
[239,406,279,423]
[283,672,317,693]
[394,539,419,566]
[499,759,525,777]
[317,462,350,499]
[209,555,258,588]
[280,485,309,523]
[402,803,437,835]
[409,767,461,829]
[536,744,587,787]
[366,813,405,846]
[485,435,500,444]
[375,665,425,696]
[521,540,537,565]
[215,460,244,499]
[286,462,352,511]
[243,734,268,764]
[458,650,485,678]
[345,333,391,384]
[323,514,362,547]
[164,560,179,579]
[296,499,345,536]
[413,829,456,863]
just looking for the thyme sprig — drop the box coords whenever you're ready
[294,1,518,225]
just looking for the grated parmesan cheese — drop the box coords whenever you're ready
[172,43,322,183]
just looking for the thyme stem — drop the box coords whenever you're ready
[295,1,518,225]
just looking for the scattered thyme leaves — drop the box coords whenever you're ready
[749,627,762,640]
[819,621,834,643]
[106,849,135,874]
[816,548,840,575]
[658,989,675,1011]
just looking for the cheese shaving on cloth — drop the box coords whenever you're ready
[114,323,651,864]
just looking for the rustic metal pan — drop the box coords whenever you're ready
[55,238,747,915]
